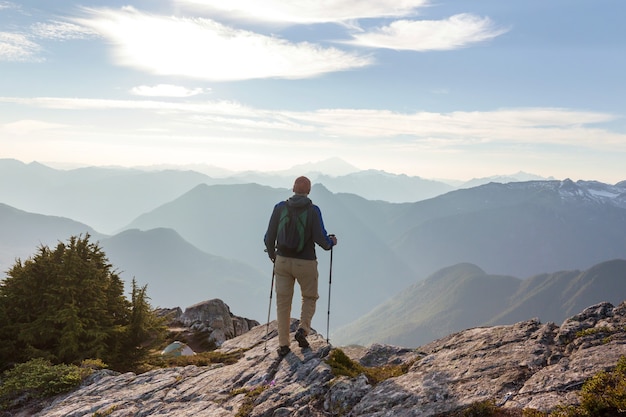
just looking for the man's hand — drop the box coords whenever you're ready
[329,234,338,246]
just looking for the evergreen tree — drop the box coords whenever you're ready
[0,234,164,369]
[113,279,166,369]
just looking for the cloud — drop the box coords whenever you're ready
[0,32,42,62]
[31,21,98,40]
[1,95,622,150]
[130,84,208,97]
[0,13,95,62]
[73,7,372,81]
[175,0,428,24]
[292,108,620,145]
[0,1,17,11]
[346,14,508,50]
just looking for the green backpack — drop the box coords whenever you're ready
[276,202,311,256]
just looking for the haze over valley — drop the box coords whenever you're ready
[1,158,625,347]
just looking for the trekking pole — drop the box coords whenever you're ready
[264,261,275,352]
[326,235,335,344]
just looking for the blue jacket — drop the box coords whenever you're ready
[264,194,334,260]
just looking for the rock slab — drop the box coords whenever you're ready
[31,302,626,416]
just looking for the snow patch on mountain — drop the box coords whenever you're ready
[557,179,626,208]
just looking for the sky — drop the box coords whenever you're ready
[1,0,625,183]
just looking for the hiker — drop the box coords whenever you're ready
[264,176,337,356]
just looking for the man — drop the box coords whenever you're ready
[264,176,337,356]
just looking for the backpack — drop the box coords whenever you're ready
[276,202,311,256]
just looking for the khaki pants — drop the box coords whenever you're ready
[274,255,319,347]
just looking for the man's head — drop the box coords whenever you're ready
[293,176,311,195]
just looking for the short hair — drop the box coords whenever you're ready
[293,176,311,195]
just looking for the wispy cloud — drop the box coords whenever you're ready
[130,84,208,97]
[0,32,42,62]
[73,7,372,81]
[0,1,17,11]
[31,21,98,40]
[294,108,622,147]
[347,14,508,50]
[0,97,263,121]
[1,95,622,150]
[175,0,428,24]
[0,10,95,62]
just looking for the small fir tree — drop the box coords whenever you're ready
[0,234,164,369]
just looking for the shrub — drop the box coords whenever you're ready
[80,358,108,370]
[461,399,500,417]
[326,348,416,385]
[0,358,91,410]
[326,348,365,379]
[574,355,626,416]
[545,355,626,417]
[522,409,547,417]
[233,385,267,417]
[128,349,246,374]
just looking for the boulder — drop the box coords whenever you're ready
[166,299,260,349]
[29,301,626,416]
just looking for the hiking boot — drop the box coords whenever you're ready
[295,328,310,349]
[277,345,291,357]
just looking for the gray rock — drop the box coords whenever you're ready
[178,298,259,346]
[31,301,626,416]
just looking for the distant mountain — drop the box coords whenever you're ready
[333,259,626,347]
[3,164,626,341]
[274,157,360,177]
[0,158,453,235]
[458,171,556,189]
[221,169,454,203]
[0,203,101,271]
[132,163,235,178]
[489,259,626,325]
[391,179,626,278]
[123,183,418,331]
[0,159,215,233]
[0,202,268,320]
[99,228,267,319]
[315,170,454,203]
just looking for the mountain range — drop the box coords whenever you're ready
[1,158,625,346]
[391,178,626,278]
[0,158,554,234]
[333,259,626,347]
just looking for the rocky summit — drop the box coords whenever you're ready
[28,301,626,416]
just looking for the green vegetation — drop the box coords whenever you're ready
[232,385,267,417]
[0,358,92,409]
[550,355,626,417]
[0,234,166,370]
[326,350,626,417]
[575,326,615,338]
[0,234,168,410]
[439,356,626,417]
[575,327,624,344]
[92,405,118,416]
[431,399,524,417]
[574,326,622,345]
[459,399,500,417]
[326,349,364,378]
[326,348,416,385]
[137,349,245,373]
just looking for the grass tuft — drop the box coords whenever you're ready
[326,348,417,385]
